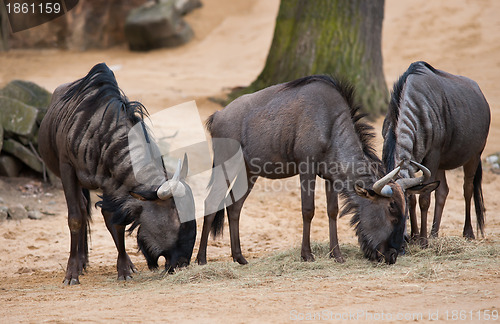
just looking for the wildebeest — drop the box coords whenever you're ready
[382,61,490,246]
[196,75,438,265]
[39,63,196,285]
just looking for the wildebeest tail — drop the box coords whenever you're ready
[82,188,92,259]
[211,204,225,238]
[473,161,485,236]
[82,188,92,219]
[205,112,216,134]
[207,161,226,238]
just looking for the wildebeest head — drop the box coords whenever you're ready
[351,161,439,264]
[105,157,196,272]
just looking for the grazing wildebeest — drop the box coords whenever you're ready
[382,61,490,246]
[196,75,438,265]
[39,63,196,285]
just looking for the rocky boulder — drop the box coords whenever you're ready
[0,96,39,138]
[0,80,52,122]
[0,206,8,222]
[0,154,23,177]
[125,0,194,51]
[7,203,28,220]
[0,80,52,179]
[173,0,203,15]
[5,0,201,51]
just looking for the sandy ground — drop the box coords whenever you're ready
[0,0,499,322]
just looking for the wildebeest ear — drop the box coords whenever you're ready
[180,153,189,180]
[130,191,158,201]
[354,184,378,201]
[406,181,440,195]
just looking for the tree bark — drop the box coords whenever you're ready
[0,3,9,51]
[232,0,388,116]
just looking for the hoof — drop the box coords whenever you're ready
[463,232,475,240]
[196,253,207,265]
[301,254,315,262]
[419,237,429,248]
[329,252,344,263]
[409,234,421,245]
[63,278,80,286]
[233,256,248,265]
[334,256,345,263]
[196,259,207,266]
[117,275,133,281]
[463,226,475,240]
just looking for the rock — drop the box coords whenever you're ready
[8,204,28,220]
[0,96,39,138]
[65,0,148,50]
[0,206,8,222]
[486,154,499,165]
[2,139,43,173]
[47,169,63,189]
[0,154,22,177]
[125,0,194,51]
[8,0,148,50]
[28,210,43,220]
[172,0,202,15]
[0,80,52,122]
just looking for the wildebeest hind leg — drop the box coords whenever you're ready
[299,172,315,262]
[462,157,480,239]
[102,210,137,280]
[60,163,86,285]
[325,180,343,263]
[430,170,448,238]
[226,182,254,265]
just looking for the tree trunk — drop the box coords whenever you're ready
[232,0,388,116]
[0,3,9,51]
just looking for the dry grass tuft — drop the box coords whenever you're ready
[158,234,500,285]
[168,262,240,284]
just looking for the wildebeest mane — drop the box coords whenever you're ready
[387,61,439,127]
[283,75,381,167]
[384,61,439,170]
[62,63,149,135]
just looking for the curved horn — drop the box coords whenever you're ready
[372,166,401,197]
[395,160,431,190]
[157,159,186,200]
[172,159,182,182]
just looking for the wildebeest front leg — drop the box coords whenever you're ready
[102,210,137,280]
[408,194,419,241]
[430,170,449,238]
[60,163,86,285]
[418,192,431,247]
[196,211,215,265]
[325,180,343,263]
[300,172,315,262]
